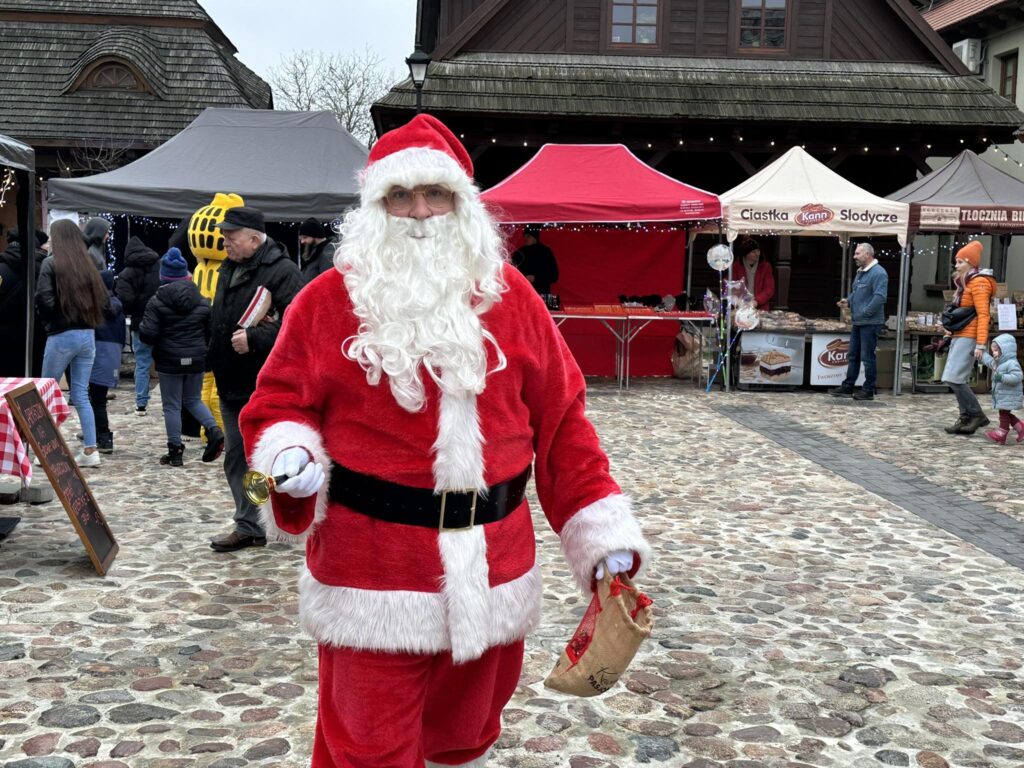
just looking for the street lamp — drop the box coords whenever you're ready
[406,48,430,114]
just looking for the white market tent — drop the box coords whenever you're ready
[719,146,910,245]
[714,146,912,394]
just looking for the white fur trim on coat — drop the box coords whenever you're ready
[361,146,476,206]
[432,387,486,493]
[559,493,652,594]
[439,527,493,662]
[426,748,491,768]
[248,420,332,543]
[299,564,542,661]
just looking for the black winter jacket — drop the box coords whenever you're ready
[114,237,161,333]
[0,238,47,376]
[138,280,211,374]
[207,238,304,401]
[300,239,335,284]
[35,256,107,334]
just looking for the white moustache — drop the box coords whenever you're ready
[389,214,454,240]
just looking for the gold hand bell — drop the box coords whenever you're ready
[242,470,290,506]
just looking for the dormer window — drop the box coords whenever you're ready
[610,0,660,46]
[87,63,140,90]
[738,0,788,50]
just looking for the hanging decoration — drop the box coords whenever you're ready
[0,169,14,209]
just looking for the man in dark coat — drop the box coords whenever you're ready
[0,229,48,377]
[205,207,304,552]
[115,236,162,415]
[511,224,559,295]
[298,217,334,284]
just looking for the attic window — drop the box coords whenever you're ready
[610,0,659,46]
[738,0,788,50]
[87,63,139,90]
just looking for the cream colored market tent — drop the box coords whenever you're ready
[716,146,912,393]
[719,146,910,245]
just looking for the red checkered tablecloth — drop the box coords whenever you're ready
[0,378,70,483]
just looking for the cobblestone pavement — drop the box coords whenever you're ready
[2,380,1024,768]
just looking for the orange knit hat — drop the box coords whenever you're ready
[955,241,983,268]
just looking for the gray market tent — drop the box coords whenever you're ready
[47,109,367,220]
[0,133,34,174]
[887,150,1024,395]
[888,149,1024,234]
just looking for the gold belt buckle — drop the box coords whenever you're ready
[439,490,477,532]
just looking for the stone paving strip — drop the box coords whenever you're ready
[1,381,1023,768]
[715,404,1024,571]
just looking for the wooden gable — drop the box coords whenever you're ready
[424,0,966,73]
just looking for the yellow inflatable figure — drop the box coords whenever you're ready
[188,192,245,433]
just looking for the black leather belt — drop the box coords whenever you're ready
[328,462,531,531]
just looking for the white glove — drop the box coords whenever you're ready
[271,447,324,499]
[594,550,634,581]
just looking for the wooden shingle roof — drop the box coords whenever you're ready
[0,20,271,147]
[0,0,211,20]
[376,52,1024,133]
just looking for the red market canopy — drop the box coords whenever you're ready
[888,150,1024,234]
[480,144,721,223]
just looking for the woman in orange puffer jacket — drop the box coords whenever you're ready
[940,241,997,435]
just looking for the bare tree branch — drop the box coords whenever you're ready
[268,47,396,147]
[57,140,135,177]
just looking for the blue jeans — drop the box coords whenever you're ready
[843,324,882,394]
[43,329,97,448]
[159,373,217,445]
[132,331,154,409]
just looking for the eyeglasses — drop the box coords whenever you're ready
[384,185,455,212]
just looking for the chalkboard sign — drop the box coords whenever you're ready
[3,382,118,576]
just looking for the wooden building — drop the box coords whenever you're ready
[0,1,270,182]
[374,0,1024,316]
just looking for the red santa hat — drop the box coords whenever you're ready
[361,114,477,205]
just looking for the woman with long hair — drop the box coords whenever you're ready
[35,219,110,467]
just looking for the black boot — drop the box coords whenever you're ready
[202,426,225,463]
[944,417,966,434]
[97,432,114,454]
[159,442,185,467]
[957,413,991,435]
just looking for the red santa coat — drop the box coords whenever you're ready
[239,265,650,663]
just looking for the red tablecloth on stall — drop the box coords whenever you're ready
[0,378,70,482]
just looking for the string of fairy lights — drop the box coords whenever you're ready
[458,131,1023,165]
[0,169,15,208]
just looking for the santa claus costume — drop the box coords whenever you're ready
[239,114,651,768]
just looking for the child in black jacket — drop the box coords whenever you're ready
[139,248,225,466]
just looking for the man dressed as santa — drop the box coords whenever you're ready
[239,114,651,768]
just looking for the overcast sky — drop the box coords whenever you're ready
[199,0,418,83]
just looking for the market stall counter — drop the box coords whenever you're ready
[737,312,898,390]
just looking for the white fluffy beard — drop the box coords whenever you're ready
[337,201,508,414]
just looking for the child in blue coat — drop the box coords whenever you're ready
[981,333,1023,444]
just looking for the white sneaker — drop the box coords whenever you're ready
[135,406,147,417]
[74,450,101,468]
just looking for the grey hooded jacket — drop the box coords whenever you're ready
[981,333,1023,411]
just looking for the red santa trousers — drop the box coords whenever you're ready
[312,640,524,767]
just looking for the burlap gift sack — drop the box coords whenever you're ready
[671,331,702,380]
[544,572,653,697]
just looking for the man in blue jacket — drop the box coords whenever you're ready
[829,242,889,401]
